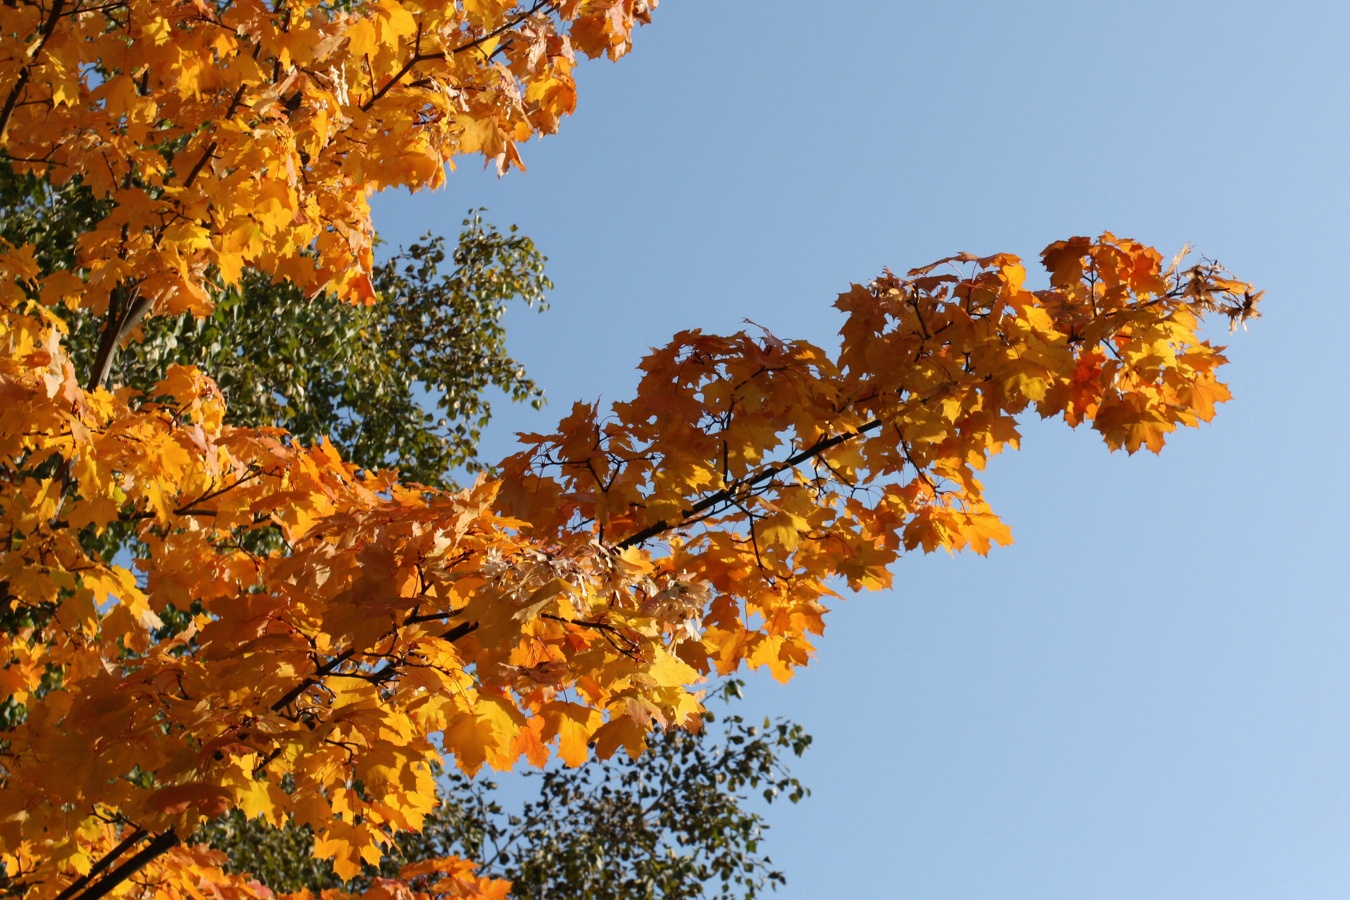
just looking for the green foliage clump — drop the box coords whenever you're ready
[197,683,810,900]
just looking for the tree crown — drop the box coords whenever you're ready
[0,2,1259,899]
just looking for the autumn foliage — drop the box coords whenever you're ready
[0,1,1260,899]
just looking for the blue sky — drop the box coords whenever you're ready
[372,2,1350,896]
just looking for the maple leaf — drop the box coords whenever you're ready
[148,783,234,820]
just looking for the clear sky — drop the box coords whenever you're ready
[371,2,1350,896]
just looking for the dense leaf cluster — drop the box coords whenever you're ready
[0,164,547,488]
[1,163,810,900]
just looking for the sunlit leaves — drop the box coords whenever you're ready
[0,0,1261,896]
[0,234,1258,897]
[499,235,1259,687]
[0,0,656,323]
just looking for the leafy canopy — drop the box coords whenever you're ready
[0,2,1260,900]
[4,101,800,900]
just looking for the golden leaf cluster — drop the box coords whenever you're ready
[0,0,650,317]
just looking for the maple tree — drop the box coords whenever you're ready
[1,155,810,900]
[0,2,1263,900]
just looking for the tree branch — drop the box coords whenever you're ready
[615,418,884,549]
[63,831,179,900]
[51,828,147,900]
[450,0,557,57]
[117,468,269,523]
[87,284,151,392]
[269,619,479,712]
[360,0,558,112]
